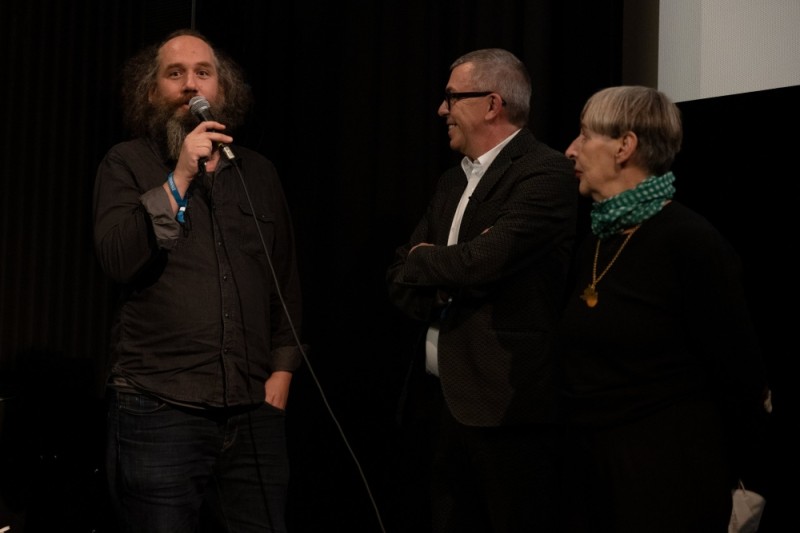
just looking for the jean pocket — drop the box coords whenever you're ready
[262,401,287,415]
[116,391,168,415]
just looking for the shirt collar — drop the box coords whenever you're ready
[460,128,521,179]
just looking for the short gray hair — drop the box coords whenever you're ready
[451,48,531,127]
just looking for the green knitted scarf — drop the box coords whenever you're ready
[591,172,676,239]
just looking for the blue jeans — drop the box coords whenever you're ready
[106,390,289,533]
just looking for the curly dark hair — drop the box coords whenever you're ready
[120,29,253,138]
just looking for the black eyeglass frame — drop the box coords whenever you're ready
[444,90,497,109]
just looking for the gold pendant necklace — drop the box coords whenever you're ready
[581,225,640,308]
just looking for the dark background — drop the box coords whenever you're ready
[0,1,796,531]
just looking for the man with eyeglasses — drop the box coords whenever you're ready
[386,48,578,532]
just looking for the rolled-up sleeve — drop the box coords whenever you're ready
[140,187,180,250]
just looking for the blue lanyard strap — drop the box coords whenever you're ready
[166,172,188,224]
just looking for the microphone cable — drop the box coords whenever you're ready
[230,159,388,533]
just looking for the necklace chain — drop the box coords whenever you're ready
[581,225,641,308]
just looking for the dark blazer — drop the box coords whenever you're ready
[387,128,578,427]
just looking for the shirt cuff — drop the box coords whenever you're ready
[140,186,181,250]
[270,344,305,372]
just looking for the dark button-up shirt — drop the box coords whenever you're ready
[93,138,303,408]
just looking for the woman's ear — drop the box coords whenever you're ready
[616,131,638,163]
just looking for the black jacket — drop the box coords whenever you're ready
[387,129,578,426]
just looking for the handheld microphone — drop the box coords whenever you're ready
[188,96,236,161]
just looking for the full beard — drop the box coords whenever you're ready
[146,102,197,162]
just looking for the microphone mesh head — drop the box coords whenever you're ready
[188,96,211,120]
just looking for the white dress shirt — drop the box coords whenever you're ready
[425,130,520,376]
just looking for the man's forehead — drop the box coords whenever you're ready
[158,36,215,65]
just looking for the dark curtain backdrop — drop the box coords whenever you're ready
[0,1,792,532]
